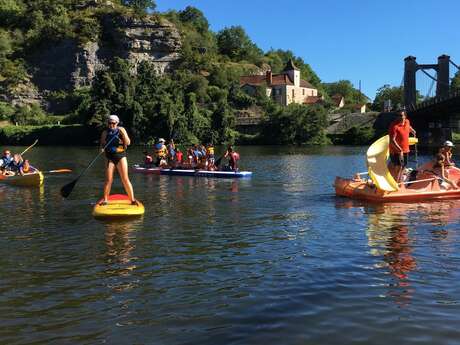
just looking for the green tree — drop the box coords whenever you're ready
[216,25,263,62]
[263,103,328,145]
[372,85,404,111]
[122,0,156,14]
[265,49,321,87]
[178,6,209,33]
[451,71,460,93]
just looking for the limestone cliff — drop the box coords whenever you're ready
[13,14,181,111]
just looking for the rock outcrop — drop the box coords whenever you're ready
[16,14,181,111]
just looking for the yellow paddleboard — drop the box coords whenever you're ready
[93,194,145,218]
[366,135,418,192]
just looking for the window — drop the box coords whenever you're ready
[303,89,305,95]
[292,89,295,99]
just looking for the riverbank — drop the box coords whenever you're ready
[0,125,99,145]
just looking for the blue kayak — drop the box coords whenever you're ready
[133,165,252,178]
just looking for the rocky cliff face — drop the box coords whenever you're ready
[15,15,181,111]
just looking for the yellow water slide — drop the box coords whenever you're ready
[366,135,418,192]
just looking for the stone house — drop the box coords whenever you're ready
[240,59,318,106]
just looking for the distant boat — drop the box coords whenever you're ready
[132,165,252,179]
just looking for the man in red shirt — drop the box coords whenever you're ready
[388,110,416,181]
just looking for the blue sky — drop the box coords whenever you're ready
[156,0,460,100]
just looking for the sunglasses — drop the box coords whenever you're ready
[108,121,117,125]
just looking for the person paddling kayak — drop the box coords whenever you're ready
[99,115,138,206]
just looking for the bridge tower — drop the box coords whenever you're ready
[404,54,450,109]
[437,54,450,99]
[404,56,417,109]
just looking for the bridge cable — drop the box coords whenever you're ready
[449,59,460,70]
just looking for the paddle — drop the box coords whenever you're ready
[60,135,117,198]
[44,169,72,174]
[20,139,38,156]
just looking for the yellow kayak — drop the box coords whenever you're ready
[0,171,44,187]
[93,194,145,218]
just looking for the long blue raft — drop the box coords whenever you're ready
[133,165,252,178]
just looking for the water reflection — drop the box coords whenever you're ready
[103,219,142,291]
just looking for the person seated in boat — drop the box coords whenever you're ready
[206,143,215,170]
[388,110,416,182]
[224,145,240,171]
[167,139,176,165]
[438,141,456,167]
[175,148,183,168]
[184,147,194,168]
[143,151,153,167]
[154,138,168,167]
[0,149,13,170]
[192,144,204,169]
[9,153,24,175]
[433,153,458,189]
[20,159,36,175]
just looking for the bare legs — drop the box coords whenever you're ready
[103,161,115,202]
[117,157,135,202]
[103,157,135,202]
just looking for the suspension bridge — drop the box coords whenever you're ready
[403,54,460,145]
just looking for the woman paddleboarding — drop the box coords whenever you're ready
[99,115,138,206]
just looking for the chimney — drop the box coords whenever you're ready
[266,70,272,85]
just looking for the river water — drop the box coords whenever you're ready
[1,145,460,344]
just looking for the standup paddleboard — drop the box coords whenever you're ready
[93,194,145,218]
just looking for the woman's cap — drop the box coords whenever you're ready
[443,140,454,147]
[108,114,120,123]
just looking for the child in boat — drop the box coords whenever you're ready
[10,153,24,175]
[434,153,458,189]
[21,159,35,174]
[167,139,176,165]
[175,149,183,168]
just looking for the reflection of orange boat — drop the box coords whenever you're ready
[335,135,460,202]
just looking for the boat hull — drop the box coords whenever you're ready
[0,171,44,187]
[93,194,145,218]
[334,176,460,202]
[132,165,252,178]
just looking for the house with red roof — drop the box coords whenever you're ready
[239,59,319,106]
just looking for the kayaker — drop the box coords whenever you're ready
[224,145,240,171]
[99,114,138,206]
[10,153,24,175]
[0,149,13,170]
[388,110,416,181]
[154,138,168,167]
[21,159,35,174]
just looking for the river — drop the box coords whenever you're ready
[1,145,460,344]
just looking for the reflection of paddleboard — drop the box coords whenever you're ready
[366,135,418,192]
[93,194,145,218]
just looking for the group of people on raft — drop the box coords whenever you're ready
[383,109,458,189]
[0,149,36,176]
[142,138,240,171]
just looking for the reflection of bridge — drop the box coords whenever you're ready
[404,55,460,145]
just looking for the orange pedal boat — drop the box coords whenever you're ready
[335,135,460,202]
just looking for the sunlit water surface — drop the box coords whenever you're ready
[1,145,460,344]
